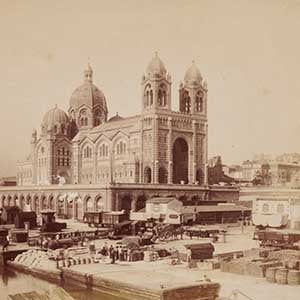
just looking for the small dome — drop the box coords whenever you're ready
[146,53,167,78]
[184,61,203,85]
[42,106,68,127]
[108,113,124,122]
[42,106,69,132]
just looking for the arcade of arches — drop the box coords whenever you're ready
[0,183,240,220]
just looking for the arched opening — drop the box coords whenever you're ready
[196,168,205,185]
[136,195,146,211]
[41,195,47,210]
[85,196,93,212]
[173,138,189,184]
[57,194,66,217]
[95,196,104,212]
[144,167,152,184]
[19,195,25,210]
[120,195,132,212]
[13,195,18,206]
[7,195,12,206]
[48,195,54,210]
[34,196,39,214]
[25,195,31,206]
[1,195,5,207]
[158,167,168,184]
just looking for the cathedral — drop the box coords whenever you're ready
[16,54,208,188]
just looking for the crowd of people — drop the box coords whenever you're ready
[89,241,144,264]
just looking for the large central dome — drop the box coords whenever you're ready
[70,82,107,112]
[69,63,108,114]
[68,63,108,130]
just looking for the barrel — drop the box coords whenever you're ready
[287,270,300,285]
[275,268,288,284]
[266,267,276,283]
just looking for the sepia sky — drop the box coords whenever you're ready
[1,0,300,177]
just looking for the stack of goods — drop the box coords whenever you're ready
[143,251,159,262]
[268,249,300,262]
[13,249,57,271]
[197,259,220,270]
[244,259,282,278]
[131,250,144,261]
[220,257,282,277]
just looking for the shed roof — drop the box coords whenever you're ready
[147,197,177,204]
[181,204,251,213]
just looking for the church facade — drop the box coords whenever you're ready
[16,54,208,187]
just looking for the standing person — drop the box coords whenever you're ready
[2,234,9,252]
[187,247,192,268]
[109,245,114,260]
[110,246,116,264]
[180,226,184,240]
[123,246,128,261]
[89,240,96,260]
[120,246,125,262]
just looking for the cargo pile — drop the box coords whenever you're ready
[220,249,300,285]
[220,257,282,278]
[13,249,57,271]
[266,267,300,285]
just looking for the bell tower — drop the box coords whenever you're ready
[141,53,172,112]
[179,61,207,116]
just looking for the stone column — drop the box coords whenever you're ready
[190,120,197,184]
[139,118,144,183]
[167,117,173,184]
[106,188,113,211]
[204,123,208,185]
[93,147,97,183]
[131,194,137,212]
[73,198,77,219]
[72,144,80,184]
[153,116,159,184]
[46,135,53,184]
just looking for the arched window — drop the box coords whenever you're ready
[144,167,152,184]
[83,146,92,159]
[158,84,167,107]
[262,203,269,213]
[144,84,152,107]
[196,91,204,112]
[158,167,168,184]
[181,91,191,113]
[150,90,153,105]
[115,141,127,156]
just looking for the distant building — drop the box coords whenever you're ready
[241,160,262,182]
[208,156,234,185]
[252,197,300,229]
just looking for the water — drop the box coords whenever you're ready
[0,267,126,300]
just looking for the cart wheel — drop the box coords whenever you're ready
[164,232,172,240]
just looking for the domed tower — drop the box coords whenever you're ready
[179,61,207,115]
[37,106,72,185]
[141,53,172,112]
[68,63,108,134]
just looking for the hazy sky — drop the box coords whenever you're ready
[1,0,300,177]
